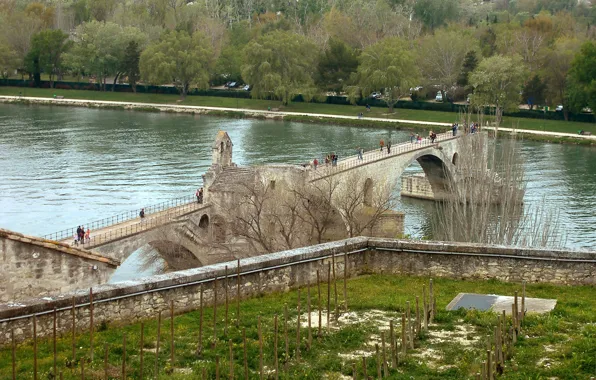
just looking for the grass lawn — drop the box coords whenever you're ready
[0,274,594,379]
[1,86,595,135]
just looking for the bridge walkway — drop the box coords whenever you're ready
[309,130,460,181]
[58,201,209,249]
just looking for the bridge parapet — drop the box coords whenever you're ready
[308,131,460,181]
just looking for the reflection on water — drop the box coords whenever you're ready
[1,104,595,249]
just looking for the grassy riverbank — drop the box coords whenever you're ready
[1,274,594,379]
[1,87,595,136]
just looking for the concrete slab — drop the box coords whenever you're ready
[446,293,557,315]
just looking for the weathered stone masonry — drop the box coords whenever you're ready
[0,237,594,345]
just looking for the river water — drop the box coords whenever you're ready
[1,104,595,249]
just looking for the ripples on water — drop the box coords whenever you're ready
[0,104,595,249]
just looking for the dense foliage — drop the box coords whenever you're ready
[0,0,594,116]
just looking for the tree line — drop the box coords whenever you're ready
[0,0,595,119]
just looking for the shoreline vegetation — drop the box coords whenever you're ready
[0,87,594,146]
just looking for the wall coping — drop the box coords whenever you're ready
[0,228,120,267]
[1,237,594,321]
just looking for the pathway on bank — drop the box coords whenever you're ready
[1,95,595,141]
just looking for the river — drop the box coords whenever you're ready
[1,104,595,250]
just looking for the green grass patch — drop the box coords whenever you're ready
[0,275,594,379]
[1,87,594,135]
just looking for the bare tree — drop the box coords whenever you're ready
[432,131,565,248]
[293,177,340,244]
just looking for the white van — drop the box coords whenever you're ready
[435,91,443,102]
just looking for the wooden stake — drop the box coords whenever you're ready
[423,285,428,330]
[296,288,301,362]
[511,304,517,341]
[326,264,331,331]
[362,356,368,378]
[521,281,526,322]
[307,281,312,350]
[80,359,84,380]
[198,284,204,356]
[332,253,338,322]
[229,339,234,379]
[514,291,519,330]
[317,270,322,339]
[11,330,15,380]
[343,250,348,311]
[243,329,248,380]
[170,300,175,363]
[401,313,406,355]
[216,356,220,380]
[89,288,94,361]
[274,315,279,380]
[429,279,435,323]
[381,332,388,377]
[33,315,37,380]
[415,296,420,335]
[258,316,264,380]
[103,343,108,380]
[389,321,396,369]
[213,276,218,349]
[72,296,76,364]
[236,259,241,327]
[406,302,413,349]
[480,360,486,380]
[140,322,144,380]
[225,266,229,337]
[487,349,493,380]
[122,334,127,380]
[284,304,289,370]
[53,308,57,377]
[352,363,356,380]
[156,311,162,378]
[375,344,382,379]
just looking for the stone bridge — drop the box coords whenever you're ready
[308,130,476,200]
[6,129,478,302]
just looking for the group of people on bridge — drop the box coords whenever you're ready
[73,225,90,245]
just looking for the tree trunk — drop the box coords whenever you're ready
[112,72,121,92]
[131,81,137,93]
[388,101,395,113]
[563,108,569,121]
[181,83,188,99]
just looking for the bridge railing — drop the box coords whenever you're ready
[72,201,209,248]
[309,130,458,179]
[43,194,199,242]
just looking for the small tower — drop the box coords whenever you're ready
[212,131,233,169]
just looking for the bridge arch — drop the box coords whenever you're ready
[403,151,455,198]
[452,152,459,166]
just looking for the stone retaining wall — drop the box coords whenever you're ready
[0,237,594,345]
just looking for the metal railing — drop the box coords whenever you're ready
[43,195,199,242]
[308,130,459,180]
[71,202,210,248]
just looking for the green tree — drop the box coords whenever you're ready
[413,0,460,30]
[568,41,596,115]
[242,30,318,105]
[419,30,476,102]
[122,41,141,93]
[25,29,71,88]
[457,50,479,88]
[65,22,145,91]
[0,41,19,80]
[469,55,526,124]
[542,38,582,120]
[521,74,547,110]
[350,37,419,112]
[316,38,359,94]
[140,30,214,98]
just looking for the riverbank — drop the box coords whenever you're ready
[0,91,595,145]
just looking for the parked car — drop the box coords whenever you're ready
[435,91,443,102]
[243,84,251,91]
[370,92,382,99]
[555,105,563,111]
